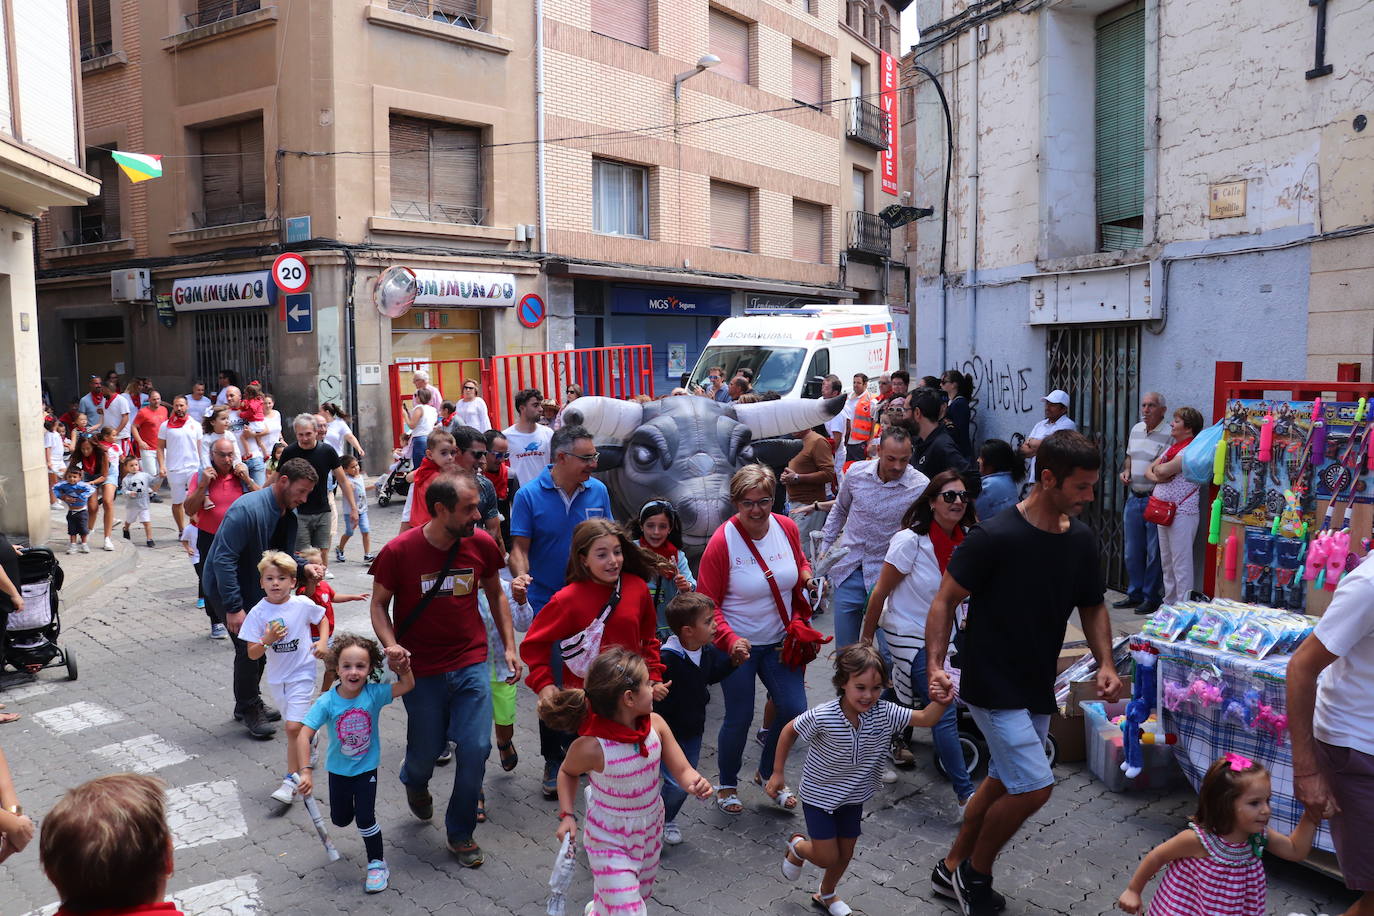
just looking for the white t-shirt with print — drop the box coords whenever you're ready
[1313,557,1374,757]
[503,423,554,487]
[721,519,799,646]
[240,594,326,686]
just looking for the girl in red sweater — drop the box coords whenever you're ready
[521,518,677,798]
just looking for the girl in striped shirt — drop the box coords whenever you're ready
[541,647,713,915]
[772,644,949,916]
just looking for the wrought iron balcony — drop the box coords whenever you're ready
[847,98,889,150]
[391,199,487,226]
[184,0,262,30]
[386,0,488,32]
[62,226,109,246]
[80,41,113,62]
[846,210,891,257]
[192,203,269,228]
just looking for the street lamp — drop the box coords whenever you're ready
[673,54,721,101]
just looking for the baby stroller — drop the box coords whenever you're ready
[376,455,411,508]
[1,546,76,680]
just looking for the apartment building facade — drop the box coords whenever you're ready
[2,0,100,539]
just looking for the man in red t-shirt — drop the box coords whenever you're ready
[133,390,170,499]
[370,472,518,868]
[184,440,259,640]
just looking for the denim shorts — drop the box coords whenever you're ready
[802,802,863,840]
[966,704,1053,795]
[345,510,370,536]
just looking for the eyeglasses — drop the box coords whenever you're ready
[737,496,774,510]
[563,451,599,464]
[489,451,509,460]
[938,490,971,504]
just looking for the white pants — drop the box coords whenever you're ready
[140,449,161,484]
[1157,511,1199,606]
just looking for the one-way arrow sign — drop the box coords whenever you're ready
[285,293,313,334]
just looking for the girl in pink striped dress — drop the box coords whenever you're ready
[1117,753,1323,915]
[541,647,713,915]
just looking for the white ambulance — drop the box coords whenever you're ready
[687,305,896,398]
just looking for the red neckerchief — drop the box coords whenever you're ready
[166,414,189,428]
[483,463,509,500]
[413,456,441,492]
[928,523,965,574]
[580,711,653,757]
[82,452,98,475]
[1162,436,1193,462]
[640,539,678,563]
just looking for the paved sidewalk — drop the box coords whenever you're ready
[0,494,1353,915]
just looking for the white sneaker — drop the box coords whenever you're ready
[325,570,335,579]
[66,544,78,555]
[103,536,114,551]
[663,821,683,845]
[79,542,91,554]
[270,774,299,806]
[880,766,899,784]
[956,794,973,823]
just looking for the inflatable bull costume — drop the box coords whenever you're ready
[562,394,846,553]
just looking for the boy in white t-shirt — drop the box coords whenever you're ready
[242,550,331,808]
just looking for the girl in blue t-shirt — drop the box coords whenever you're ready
[297,634,415,894]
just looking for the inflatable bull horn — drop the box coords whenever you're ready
[563,394,846,553]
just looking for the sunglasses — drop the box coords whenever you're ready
[938,490,971,504]
[488,451,509,460]
[467,449,488,460]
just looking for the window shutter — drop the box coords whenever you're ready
[98,150,121,238]
[1095,0,1145,250]
[591,0,649,49]
[390,115,430,217]
[711,181,750,251]
[852,169,867,212]
[200,124,239,222]
[710,9,750,84]
[78,1,112,56]
[793,200,824,263]
[430,124,482,224]
[792,45,824,107]
[239,118,265,217]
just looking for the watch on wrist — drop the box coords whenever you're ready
[2,803,22,816]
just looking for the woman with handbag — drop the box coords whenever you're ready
[1146,407,1205,606]
[521,518,675,798]
[698,465,825,815]
[859,469,978,815]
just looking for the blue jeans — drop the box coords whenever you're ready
[244,455,265,488]
[411,436,429,466]
[662,732,702,824]
[834,568,891,664]
[717,642,808,788]
[1123,493,1163,603]
[400,662,492,843]
[912,648,975,801]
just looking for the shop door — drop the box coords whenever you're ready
[391,309,481,398]
[73,316,126,384]
[1045,323,1141,592]
[194,309,272,391]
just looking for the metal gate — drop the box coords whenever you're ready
[1046,324,1141,591]
[193,308,272,392]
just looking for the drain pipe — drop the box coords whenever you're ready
[910,65,953,373]
[535,0,548,253]
[966,28,981,357]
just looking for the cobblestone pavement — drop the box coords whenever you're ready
[0,498,1355,915]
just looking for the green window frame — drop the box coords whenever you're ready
[1095,0,1145,251]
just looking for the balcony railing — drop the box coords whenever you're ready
[847,98,889,150]
[386,0,487,32]
[847,210,891,257]
[184,0,262,30]
[62,226,110,246]
[79,40,113,62]
[391,199,486,226]
[193,203,269,229]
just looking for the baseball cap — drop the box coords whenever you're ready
[1043,389,1070,406]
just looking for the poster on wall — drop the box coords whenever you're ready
[666,342,688,377]
[880,51,899,196]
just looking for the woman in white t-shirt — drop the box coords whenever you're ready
[321,402,365,458]
[261,394,284,457]
[407,388,437,465]
[860,469,976,808]
[452,379,491,432]
[697,464,814,816]
[200,406,243,469]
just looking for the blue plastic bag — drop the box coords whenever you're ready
[1181,421,1224,485]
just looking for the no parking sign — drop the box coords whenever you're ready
[518,293,545,329]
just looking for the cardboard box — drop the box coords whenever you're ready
[1053,676,1133,766]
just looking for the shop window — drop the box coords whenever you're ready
[195,117,266,228]
[193,309,271,393]
[792,199,825,263]
[792,44,825,109]
[68,147,121,245]
[389,114,484,225]
[710,180,751,252]
[1095,0,1145,251]
[591,0,649,49]
[76,0,113,61]
[593,158,648,238]
[709,8,751,85]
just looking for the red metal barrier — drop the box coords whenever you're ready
[387,345,655,447]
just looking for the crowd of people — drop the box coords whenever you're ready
[4,369,1372,916]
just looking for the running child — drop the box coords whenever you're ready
[1116,753,1321,915]
[118,454,155,547]
[239,380,268,458]
[297,546,368,692]
[296,633,415,894]
[241,550,331,808]
[629,499,696,634]
[53,467,95,554]
[335,455,375,563]
[475,575,535,821]
[654,592,734,846]
[541,646,713,916]
[774,643,950,916]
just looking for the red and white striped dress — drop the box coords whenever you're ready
[1147,824,1265,916]
[583,728,665,916]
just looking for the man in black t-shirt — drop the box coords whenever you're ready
[924,430,1123,916]
[279,413,358,571]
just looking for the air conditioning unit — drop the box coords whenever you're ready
[111,268,152,303]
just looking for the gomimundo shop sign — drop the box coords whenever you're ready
[414,270,516,307]
[610,285,731,316]
[171,271,277,311]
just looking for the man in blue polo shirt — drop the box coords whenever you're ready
[508,422,613,796]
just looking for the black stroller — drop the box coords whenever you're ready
[1,546,76,680]
[376,456,411,507]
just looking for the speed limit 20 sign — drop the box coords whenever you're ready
[271,252,311,294]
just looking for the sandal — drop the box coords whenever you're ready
[782,833,806,881]
[714,786,743,814]
[498,740,518,772]
[476,792,486,823]
[0,712,19,725]
[753,772,798,810]
[812,891,852,916]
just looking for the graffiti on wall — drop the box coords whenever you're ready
[956,355,1035,444]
